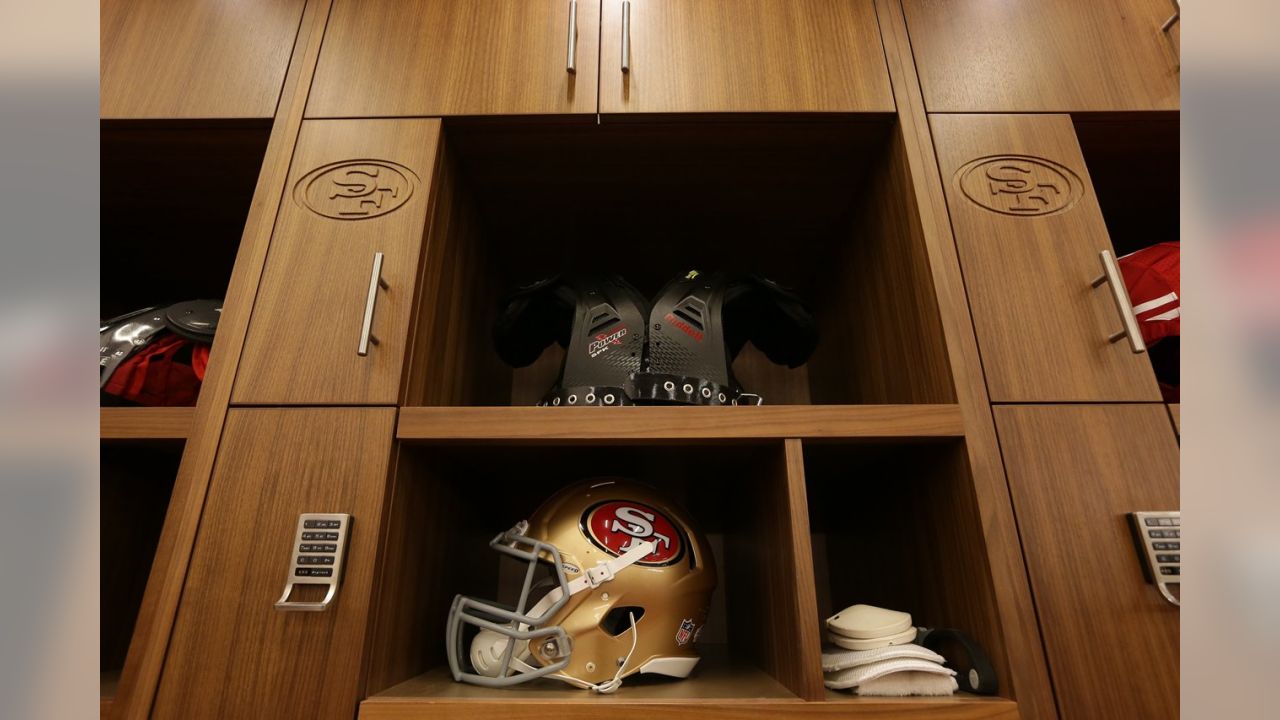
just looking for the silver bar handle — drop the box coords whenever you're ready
[1090,249,1147,354]
[358,252,388,357]
[566,0,578,73]
[275,583,338,612]
[621,0,631,73]
[1162,0,1180,32]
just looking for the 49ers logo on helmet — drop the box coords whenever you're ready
[582,500,684,566]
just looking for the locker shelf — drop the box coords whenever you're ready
[366,442,823,706]
[404,118,956,409]
[366,645,794,702]
[101,120,269,408]
[395,404,965,442]
[359,653,1018,719]
[100,407,195,441]
[803,440,1014,704]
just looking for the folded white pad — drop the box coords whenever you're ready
[821,643,946,672]
[823,657,956,691]
[855,671,960,697]
[825,626,917,651]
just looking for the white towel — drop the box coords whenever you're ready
[824,657,956,691]
[821,643,946,672]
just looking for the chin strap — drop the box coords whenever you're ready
[490,536,656,688]
[583,611,639,694]
[565,539,656,596]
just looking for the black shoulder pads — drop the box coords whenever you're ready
[494,275,648,405]
[722,275,818,369]
[492,275,575,368]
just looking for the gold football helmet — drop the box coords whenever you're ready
[447,478,717,692]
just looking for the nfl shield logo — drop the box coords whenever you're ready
[676,618,696,646]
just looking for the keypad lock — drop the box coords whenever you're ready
[1128,511,1180,607]
[275,513,351,612]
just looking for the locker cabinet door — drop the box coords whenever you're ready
[931,114,1163,402]
[307,0,599,117]
[995,404,1178,720]
[234,119,440,405]
[599,0,893,114]
[902,0,1179,112]
[152,408,395,720]
[101,0,306,119]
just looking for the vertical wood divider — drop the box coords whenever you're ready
[109,1,335,717]
[875,0,1059,717]
[780,439,824,700]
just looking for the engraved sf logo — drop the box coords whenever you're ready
[956,155,1083,218]
[295,159,417,220]
[582,500,684,566]
[588,326,628,358]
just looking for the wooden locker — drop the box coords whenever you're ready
[901,0,1180,112]
[101,0,306,119]
[307,0,599,117]
[995,404,1179,720]
[599,0,893,114]
[233,119,441,405]
[930,113,1163,403]
[152,408,396,720]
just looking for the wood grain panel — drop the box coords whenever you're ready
[109,4,334,716]
[363,673,1017,720]
[777,440,825,700]
[362,447,457,695]
[1169,404,1180,435]
[401,140,510,408]
[397,405,965,441]
[233,119,441,405]
[995,405,1179,720]
[901,0,1179,112]
[599,0,893,114]
[724,441,824,700]
[308,0,599,118]
[806,122,956,405]
[101,0,306,118]
[873,1,1058,716]
[100,408,194,441]
[931,113,1162,402]
[152,408,396,720]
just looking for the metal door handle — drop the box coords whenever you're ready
[275,584,339,612]
[621,0,631,73]
[358,252,389,356]
[1162,0,1180,32]
[1090,250,1147,354]
[566,0,578,73]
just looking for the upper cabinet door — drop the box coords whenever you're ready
[307,0,599,117]
[233,119,441,405]
[599,0,893,114]
[101,0,306,119]
[995,404,1178,720]
[902,0,1179,112]
[931,114,1162,403]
